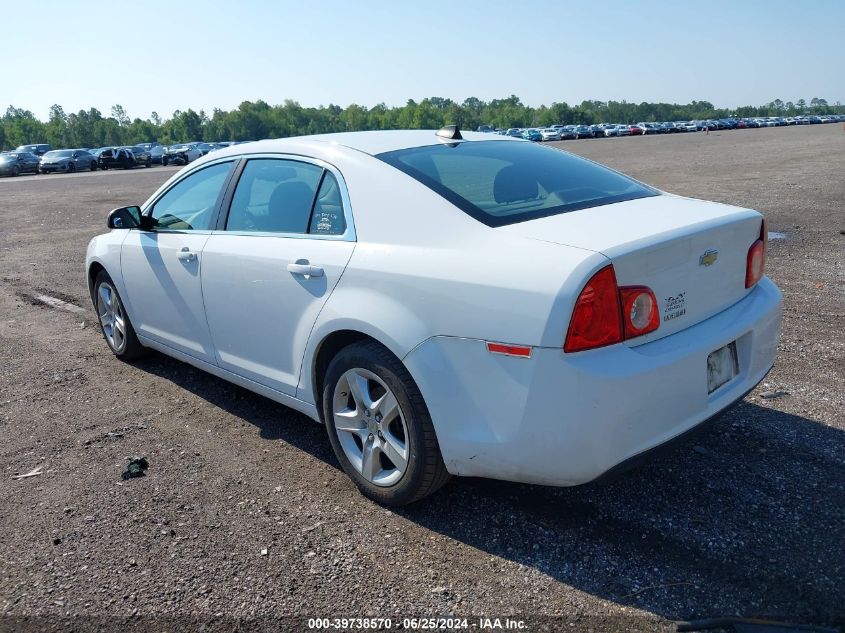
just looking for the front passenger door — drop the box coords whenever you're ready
[120,160,235,363]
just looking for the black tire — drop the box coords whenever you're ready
[322,341,450,506]
[145,158,152,168]
[68,162,76,172]
[162,157,168,166]
[90,160,97,171]
[11,166,19,177]
[93,270,146,361]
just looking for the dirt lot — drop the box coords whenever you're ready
[0,126,843,632]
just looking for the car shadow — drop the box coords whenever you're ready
[134,353,844,628]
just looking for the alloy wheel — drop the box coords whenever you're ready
[96,282,127,353]
[332,368,409,487]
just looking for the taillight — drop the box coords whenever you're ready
[564,265,661,353]
[619,286,660,338]
[745,218,767,288]
[563,265,623,353]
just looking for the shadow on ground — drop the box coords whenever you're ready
[135,353,845,629]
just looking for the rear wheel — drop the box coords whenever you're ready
[90,160,97,171]
[145,158,152,168]
[323,341,450,505]
[11,166,19,177]
[68,162,76,172]
[94,271,145,360]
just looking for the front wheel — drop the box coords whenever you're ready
[145,158,152,168]
[323,341,450,506]
[94,271,146,360]
[90,160,97,171]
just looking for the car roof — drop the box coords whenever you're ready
[208,129,520,160]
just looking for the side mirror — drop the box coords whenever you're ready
[107,206,148,230]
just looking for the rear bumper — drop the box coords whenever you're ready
[404,277,782,486]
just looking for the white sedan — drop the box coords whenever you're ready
[86,127,781,505]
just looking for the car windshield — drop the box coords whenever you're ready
[43,150,73,158]
[377,140,658,228]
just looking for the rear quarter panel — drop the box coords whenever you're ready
[295,155,604,403]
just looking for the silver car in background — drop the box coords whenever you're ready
[39,149,98,173]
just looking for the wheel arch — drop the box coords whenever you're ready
[87,260,106,304]
[309,328,394,423]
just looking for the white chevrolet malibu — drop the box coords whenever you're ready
[86,127,781,505]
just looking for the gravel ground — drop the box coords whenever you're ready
[0,125,842,632]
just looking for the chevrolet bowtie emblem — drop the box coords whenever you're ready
[699,249,719,267]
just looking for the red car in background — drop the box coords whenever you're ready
[628,125,644,135]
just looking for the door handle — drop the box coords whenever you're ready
[177,247,197,262]
[287,261,324,278]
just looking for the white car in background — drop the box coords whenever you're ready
[540,128,562,141]
[162,143,203,166]
[86,128,781,505]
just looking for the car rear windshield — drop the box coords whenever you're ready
[376,140,658,227]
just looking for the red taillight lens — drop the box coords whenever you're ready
[619,286,660,338]
[564,265,623,353]
[745,239,765,288]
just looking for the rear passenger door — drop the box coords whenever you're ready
[200,157,355,396]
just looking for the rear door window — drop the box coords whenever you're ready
[225,158,328,234]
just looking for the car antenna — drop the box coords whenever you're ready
[436,125,463,140]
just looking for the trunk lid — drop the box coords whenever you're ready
[499,194,764,345]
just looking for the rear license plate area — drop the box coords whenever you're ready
[707,341,739,394]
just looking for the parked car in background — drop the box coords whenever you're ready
[0,151,41,176]
[521,129,543,142]
[125,146,153,167]
[39,149,98,173]
[196,142,223,156]
[162,143,202,166]
[574,125,593,139]
[136,143,165,164]
[559,126,577,140]
[540,128,561,141]
[98,147,142,170]
[15,143,52,156]
[505,128,523,138]
[86,129,780,505]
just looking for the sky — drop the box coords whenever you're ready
[3,0,844,121]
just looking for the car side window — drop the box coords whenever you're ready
[225,159,322,234]
[150,161,232,231]
[309,172,347,236]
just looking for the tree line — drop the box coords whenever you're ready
[2,96,842,150]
